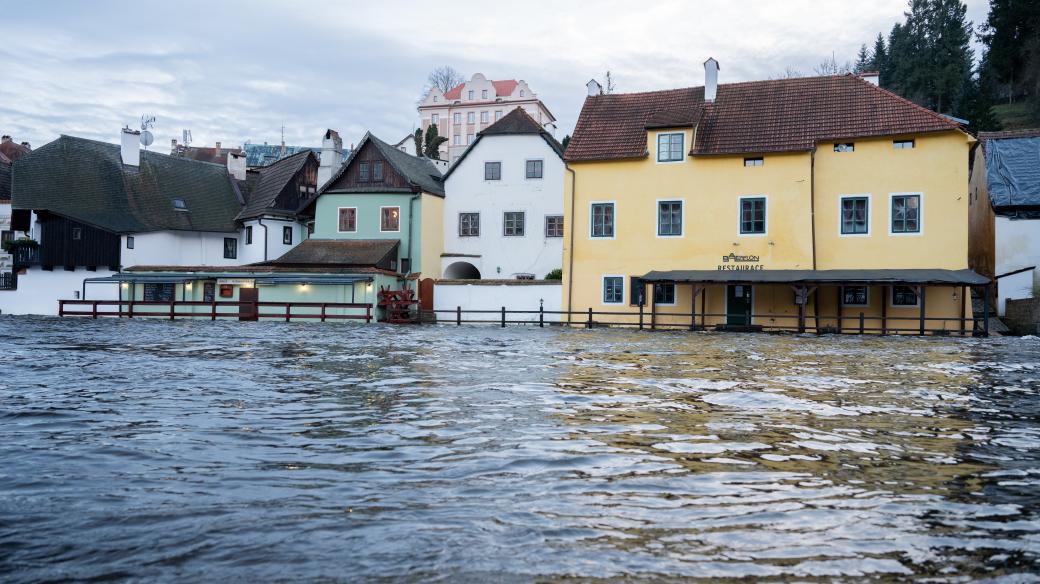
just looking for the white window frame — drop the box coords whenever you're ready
[466,133,474,145]
[840,285,870,307]
[602,274,625,305]
[737,195,768,237]
[656,198,684,238]
[453,135,460,146]
[481,89,488,99]
[890,285,921,308]
[655,132,685,164]
[838,194,871,237]
[495,110,503,121]
[653,282,677,306]
[589,200,616,240]
[379,206,401,233]
[467,111,475,124]
[453,112,461,125]
[431,113,439,124]
[337,207,358,233]
[888,192,924,236]
[467,90,474,100]
[480,111,489,123]
[458,212,480,237]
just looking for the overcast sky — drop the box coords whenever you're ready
[1,0,989,152]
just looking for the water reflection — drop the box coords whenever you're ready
[0,317,1037,581]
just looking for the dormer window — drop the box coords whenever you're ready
[834,143,855,153]
[468,90,474,100]
[481,89,488,99]
[744,157,763,167]
[657,133,684,162]
[172,198,188,210]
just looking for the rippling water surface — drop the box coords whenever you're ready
[1,316,1039,581]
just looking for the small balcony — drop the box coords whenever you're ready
[11,245,40,267]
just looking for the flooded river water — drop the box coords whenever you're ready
[1,317,1039,581]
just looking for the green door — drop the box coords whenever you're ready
[726,285,752,326]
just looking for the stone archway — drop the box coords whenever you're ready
[444,261,481,279]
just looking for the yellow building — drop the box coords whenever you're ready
[562,61,988,335]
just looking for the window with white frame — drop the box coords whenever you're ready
[466,133,474,144]
[657,133,684,162]
[891,194,921,233]
[503,212,525,236]
[453,112,461,124]
[431,113,439,124]
[495,110,503,121]
[338,208,357,232]
[480,111,489,123]
[468,90,474,100]
[381,207,400,231]
[467,112,475,124]
[739,197,766,234]
[525,159,543,179]
[545,215,564,238]
[658,200,682,236]
[602,276,623,304]
[654,283,676,304]
[841,196,869,234]
[842,285,868,306]
[591,203,614,237]
[453,135,461,146]
[459,212,479,237]
[481,89,488,99]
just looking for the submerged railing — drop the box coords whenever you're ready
[58,300,372,322]
[424,304,987,336]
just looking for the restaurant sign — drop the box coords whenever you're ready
[217,278,256,287]
[718,253,764,271]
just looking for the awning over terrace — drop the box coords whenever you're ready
[638,269,989,286]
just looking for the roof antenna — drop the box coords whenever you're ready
[139,114,156,149]
[280,124,286,156]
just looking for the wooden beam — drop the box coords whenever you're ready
[700,286,706,329]
[919,285,926,335]
[881,285,888,335]
[959,285,966,336]
[836,286,843,333]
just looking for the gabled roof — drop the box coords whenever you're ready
[174,145,243,165]
[265,238,399,267]
[445,79,518,100]
[315,132,444,198]
[0,140,31,163]
[566,73,963,161]
[981,129,1040,215]
[236,150,315,220]
[443,108,564,180]
[12,135,243,234]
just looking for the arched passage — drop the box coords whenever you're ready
[444,261,481,279]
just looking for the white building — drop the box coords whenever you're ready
[1,129,259,315]
[969,129,1040,315]
[440,108,565,280]
[418,73,557,163]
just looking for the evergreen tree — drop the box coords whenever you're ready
[413,129,423,157]
[854,44,872,72]
[871,33,889,78]
[561,135,571,151]
[423,124,448,160]
[978,0,1040,123]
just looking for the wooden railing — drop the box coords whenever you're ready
[58,300,372,322]
[424,304,987,336]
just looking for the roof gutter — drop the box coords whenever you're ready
[408,193,419,273]
[810,147,817,270]
[258,217,269,261]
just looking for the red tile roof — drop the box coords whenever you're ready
[444,79,519,100]
[565,74,963,162]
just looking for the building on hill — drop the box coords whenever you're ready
[3,128,250,314]
[418,73,557,163]
[440,108,565,280]
[562,58,987,335]
[969,128,1040,316]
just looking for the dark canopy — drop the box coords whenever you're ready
[639,269,989,286]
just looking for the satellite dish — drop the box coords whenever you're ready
[140,130,154,147]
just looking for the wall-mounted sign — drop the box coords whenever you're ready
[718,253,764,271]
[217,278,255,287]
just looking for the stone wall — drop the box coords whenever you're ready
[1004,297,1040,335]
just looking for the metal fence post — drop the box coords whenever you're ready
[539,299,544,328]
[983,284,990,337]
[501,306,506,328]
[587,307,593,329]
[639,302,644,330]
[859,312,864,335]
[456,306,461,326]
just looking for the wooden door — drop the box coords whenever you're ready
[239,287,259,321]
[419,278,434,311]
[726,285,752,326]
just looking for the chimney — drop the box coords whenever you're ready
[121,127,141,167]
[171,138,178,152]
[227,151,247,180]
[20,142,30,150]
[1,135,11,144]
[704,58,720,102]
[860,71,880,86]
[318,129,344,188]
[215,141,222,150]
[586,79,602,97]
